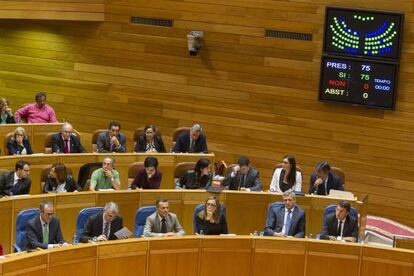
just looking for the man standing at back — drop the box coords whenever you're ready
[173,124,208,153]
[51,122,86,153]
[264,191,306,238]
[25,201,66,250]
[15,92,57,123]
[97,121,127,153]
[143,199,185,237]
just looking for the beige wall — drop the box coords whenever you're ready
[0,1,413,226]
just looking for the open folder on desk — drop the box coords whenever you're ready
[114,227,133,240]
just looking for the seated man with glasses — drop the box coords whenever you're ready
[25,201,66,250]
[51,122,86,154]
[0,160,31,196]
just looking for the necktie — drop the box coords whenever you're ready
[337,221,343,237]
[284,210,292,235]
[161,218,167,233]
[43,223,49,244]
[238,174,245,190]
[103,222,110,238]
[64,140,70,153]
[189,139,195,153]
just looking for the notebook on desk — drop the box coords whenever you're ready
[329,189,355,200]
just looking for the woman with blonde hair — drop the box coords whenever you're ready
[7,127,33,155]
[195,196,228,235]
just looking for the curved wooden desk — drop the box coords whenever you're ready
[0,236,412,276]
[0,190,367,255]
[0,153,215,194]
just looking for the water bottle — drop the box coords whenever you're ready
[199,230,204,235]
[92,236,97,243]
[9,191,13,197]
[309,233,313,239]
[253,231,258,236]
[72,235,78,245]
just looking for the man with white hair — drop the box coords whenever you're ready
[80,202,123,242]
[172,124,208,153]
[51,122,85,153]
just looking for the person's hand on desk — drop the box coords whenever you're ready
[240,187,251,192]
[162,232,177,237]
[273,232,285,237]
[342,237,356,243]
[48,244,64,249]
[328,236,337,241]
[96,235,108,242]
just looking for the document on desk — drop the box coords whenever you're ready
[114,227,133,239]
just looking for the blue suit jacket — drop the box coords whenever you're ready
[172,132,208,153]
[96,131,127,153]
[25,216,65,250]
[309,171,344,195]
[264,205,306,238]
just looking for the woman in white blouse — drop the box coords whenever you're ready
[270,155,302,193]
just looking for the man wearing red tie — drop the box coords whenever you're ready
[51,123,86,154]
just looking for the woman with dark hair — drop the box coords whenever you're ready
[0,97,15,124]
[130,157,163,189]
[7,127,33,155]
[43,163,81,193]
[134,124,166,153]
[269,155,302,193]
[195,196,228,235]
[178,158,212,189]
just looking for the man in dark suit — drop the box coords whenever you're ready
[25,201,66,250]
[320,200,358,242]
[51,122,86,153]
[172,124,208,153]
[264,191,306,238]
[143,198,185,237]
[0,160,31,196]
[309,161,344,195]
[223,156,262,191]
[96,121,127,153]
[79,202,123,243]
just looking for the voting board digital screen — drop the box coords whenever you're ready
[324,7,404,60]
[319,56,398,109]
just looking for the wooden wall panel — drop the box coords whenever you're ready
[0,0,413,228]
[0,0,105,21]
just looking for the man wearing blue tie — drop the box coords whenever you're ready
[264,191,306,238]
